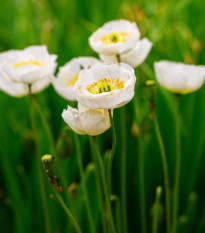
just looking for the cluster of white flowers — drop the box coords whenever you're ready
[0,19,205,136]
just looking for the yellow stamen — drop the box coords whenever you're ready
[67,73,79,86]
[87,77,124,94]
[13,60,44,68]
[100,32,129,45]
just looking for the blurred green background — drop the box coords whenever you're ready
[0,0,205,232]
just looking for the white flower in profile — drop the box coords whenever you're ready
[73,63,136,109]
[154,60,205,94]
[0,45,57,97]
[62,104,111,136]
[89,19,140,55]
[99,38,152,68]
[52,57,101,101]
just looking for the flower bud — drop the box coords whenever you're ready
[41,154,56,178]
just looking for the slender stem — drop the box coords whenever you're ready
[54,191,82,233]
[152,187,162,233]
[153,113,171,233]
[120,106,128,233]
[107,109,116,197]
[32,97,70,206]
[74,133,96,233]
[138,135,147,233]
[89,136,107,233]
[172,94,181,233]
[111,195,122,233]
[133,95,147,233]
[92,137,116,233]
[28,89,51,233]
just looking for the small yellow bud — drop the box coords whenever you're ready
[145,80,156,87]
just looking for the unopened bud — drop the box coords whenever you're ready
[41,154,55,178]
[145,80,156,87]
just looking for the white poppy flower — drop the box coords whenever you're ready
[99,38,153,68]
[0,45,57,97]
[89,19,140,55]
[73,63,136,109]
[62,104,111,136]
[52,57,101,101]
[154,61,205,94]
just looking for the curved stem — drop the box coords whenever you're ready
[92,137,116,233]
[89,136,107,233]
[54,191,82,233]
[120,106,128,233]
[153,113,171,233]
[32,97,70,205]
[172,94,181,233]
[28,90,51,233]
[74,133,96,233]
[107,109,116,197]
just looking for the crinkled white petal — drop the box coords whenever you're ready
[0,45,57,85]
[154,61,205,94]
[52,57,101,101]
[62,104,111,136]
[73,63,136,109]
[62,106,86,135]
[89,19,140,55]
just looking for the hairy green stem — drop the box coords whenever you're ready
[153,113,171,233]
[28,89,51,233]
[54,191,82,233]
[92,137,116,233]
[107,109,116,197]
[74,133,96,233]
[172,94,181,233]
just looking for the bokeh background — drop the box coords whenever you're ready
[0,0,205,232]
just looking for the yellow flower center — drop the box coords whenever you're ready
[67,73,79,86]
[100,32,129,44]
[41,154,52,162]
[13,60,44,68]
[87,78,125,94]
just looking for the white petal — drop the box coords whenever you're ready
[0,68,28,97]
[121,38,153,67]
[80,109,110,136]
[52,57,101,101]
[154,61,205,94]
[99,54,118,64]
[62,106,85,135]
[31,76,51,94]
